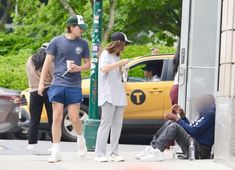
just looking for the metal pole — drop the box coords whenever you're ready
[84,0,103,151]
[89,0,102,119]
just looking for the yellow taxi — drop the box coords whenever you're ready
[20,54,174,141]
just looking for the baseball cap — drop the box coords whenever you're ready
[66,15,88,31]
[41,42,49,49]
[111,32,132,44]
[141,63,156,71]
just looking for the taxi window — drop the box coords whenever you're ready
[128,60,164,82]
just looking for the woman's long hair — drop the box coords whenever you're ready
[106,40,125,56]
[31,48,47,71]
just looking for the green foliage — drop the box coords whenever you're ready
[12,0,67,43]
[114,0,182,45]
[0,32,34,55]
[128,65,145,79]
[0,0,181,54]
[0,49,33,90]
[122,44,176,58]
[9,0,181,46]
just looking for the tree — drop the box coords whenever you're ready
[113,0,182,45]
[59,0,76,15]
[103,0,118,42]
[1,0,182,52]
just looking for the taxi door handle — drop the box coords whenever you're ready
[149,89,163,93]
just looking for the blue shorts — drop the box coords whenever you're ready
[48,85,83,105]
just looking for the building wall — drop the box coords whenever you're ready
[214,0,235,168]
[186,0,220,120]
[179,0,220,120]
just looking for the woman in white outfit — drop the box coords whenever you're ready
[94,32,132,162]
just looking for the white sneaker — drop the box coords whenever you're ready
[77,137,87,157]
[48,151,62,163]
[140,148,163,162]
[134,146,154,160]
[26,144,35,150]
[109,154,125,162]
[94,156,108,163]
[26,144,37,154]
[47,147,53,152]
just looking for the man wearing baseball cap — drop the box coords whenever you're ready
[38,15,91,163]
[66,15,88,31]
[141,63,160,82]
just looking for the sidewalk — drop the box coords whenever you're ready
[0,140,233,170]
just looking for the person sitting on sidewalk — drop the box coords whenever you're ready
[135,94,216,162]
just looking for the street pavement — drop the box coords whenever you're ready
[0,140,233,170]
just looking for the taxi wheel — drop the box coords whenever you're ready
[61,104,89,142]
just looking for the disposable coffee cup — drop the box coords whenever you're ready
[66,60,74,70]
[62,60,75,77]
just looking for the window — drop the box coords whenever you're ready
[128,60,164,82]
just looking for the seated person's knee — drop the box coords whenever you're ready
[168,122,179,129]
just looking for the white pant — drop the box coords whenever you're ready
[95,102,125,156]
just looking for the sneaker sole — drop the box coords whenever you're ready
[94,160,108,163]
[134,155,145,160]
[94,158,108,163]
[140,158,163,162]
[48,159,62,163]
[79,152,87,158]
[110,159,125,162]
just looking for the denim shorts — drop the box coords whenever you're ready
[47,85,83,105]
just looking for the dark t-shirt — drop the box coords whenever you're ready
[46,35,90,88]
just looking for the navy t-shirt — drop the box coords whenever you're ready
[46,35,90,88]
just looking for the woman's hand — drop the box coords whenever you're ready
[118,59,129,66]
[100,59,129,73]
[38,83,45,96]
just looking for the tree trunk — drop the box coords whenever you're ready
[59,0,76,16]
[90,0,94,15]
[103,0,117,42]
[0,1,13,28]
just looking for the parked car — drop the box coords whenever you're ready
[0,87,21,134]
[21,54,174,141]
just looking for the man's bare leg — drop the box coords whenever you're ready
[52,102,64,143]
[68,104,82,134]
[48,102,64,163]
[68,103,87,157]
